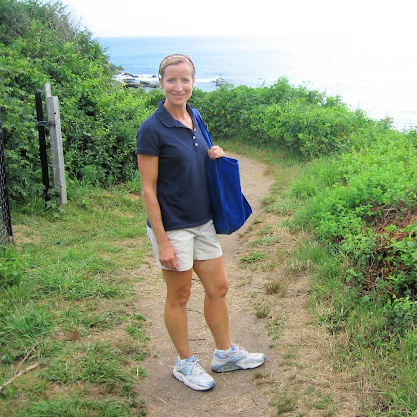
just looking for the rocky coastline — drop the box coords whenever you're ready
[112,71,228,89]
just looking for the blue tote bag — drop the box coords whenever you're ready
[192,108,252,234]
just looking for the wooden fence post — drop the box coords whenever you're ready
[45,83,67,206]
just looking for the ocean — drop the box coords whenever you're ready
[98,36,416,130]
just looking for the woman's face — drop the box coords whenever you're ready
[159,62,194,108]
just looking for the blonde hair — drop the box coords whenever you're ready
[158,54,195,79]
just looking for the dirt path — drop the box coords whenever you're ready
[134,154,363,417]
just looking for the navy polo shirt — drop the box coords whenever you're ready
[136,101,212,231]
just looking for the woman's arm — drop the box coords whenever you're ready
[137,154,178,270]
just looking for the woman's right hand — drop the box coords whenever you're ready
[208,145,225,160]
[158,240,178,270]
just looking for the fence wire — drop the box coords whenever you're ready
[0,111,13,247]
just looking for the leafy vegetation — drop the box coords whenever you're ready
[0,0,156,203]
[1,0,417,415]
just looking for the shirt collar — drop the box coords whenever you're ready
[155,100,196,128]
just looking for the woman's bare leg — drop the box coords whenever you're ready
[193,256,232,351]
[162,268,193,359]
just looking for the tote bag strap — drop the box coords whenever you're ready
[192,108,213,148]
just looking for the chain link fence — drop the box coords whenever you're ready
[0,111,13,247]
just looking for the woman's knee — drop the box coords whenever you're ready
[163,270,192,306]
[167,284,192,306]
[206,278,229,299]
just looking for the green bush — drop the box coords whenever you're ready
[257,97,372,158]
[62,88,151,186]
[191,77,326,147]
[295,129,417,241]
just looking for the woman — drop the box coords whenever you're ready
[136,54,265,391]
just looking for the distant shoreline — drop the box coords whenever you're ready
[112,70,229,90]
[100,36,417,129]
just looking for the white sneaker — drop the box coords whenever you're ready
[173,355,216,391]
[211,343,266,372]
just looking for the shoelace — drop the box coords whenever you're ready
[230,346,247,360]
[182,359,205,375]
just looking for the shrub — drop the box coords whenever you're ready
[191,77,326,148]
[257,98,371,158]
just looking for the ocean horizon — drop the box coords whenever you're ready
[99,35,416,130]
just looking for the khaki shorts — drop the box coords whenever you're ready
[147,220,223,271]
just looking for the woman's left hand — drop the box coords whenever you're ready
[208,145,225,160]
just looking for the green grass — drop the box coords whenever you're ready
[254,302,272,319]
[0,182,150,417]
[239,250,267,264]
[271,393,298,416]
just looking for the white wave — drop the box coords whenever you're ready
[113,72,159,84]
[196,77,218,83]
